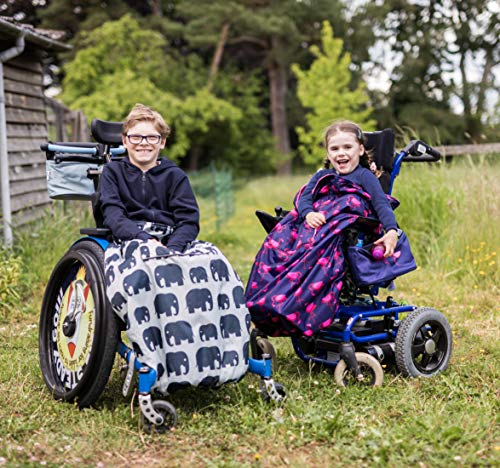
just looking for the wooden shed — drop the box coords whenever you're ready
[0,16,70,247]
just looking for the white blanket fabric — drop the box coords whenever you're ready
[104,240,250,394]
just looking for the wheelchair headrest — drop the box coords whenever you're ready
[91,119,124,145]
[364,129,395,171]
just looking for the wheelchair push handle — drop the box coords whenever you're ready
[402,140,441,162]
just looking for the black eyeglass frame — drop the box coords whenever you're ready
[126,134,162,145]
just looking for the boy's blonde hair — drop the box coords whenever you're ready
[122,103,171,138]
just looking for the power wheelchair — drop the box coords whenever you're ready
[38,120,284,433]
[251,130,453,387]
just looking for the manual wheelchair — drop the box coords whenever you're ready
[38,120,284,433]
[251,129,453,387]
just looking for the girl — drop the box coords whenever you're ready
[298,121,398,257]
[246,121,400,337]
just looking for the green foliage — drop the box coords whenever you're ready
[0,250,23,321]
[293,21,376,167]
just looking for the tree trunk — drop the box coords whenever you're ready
[187,145,203,172]
[268,36,291,175]
[149,0,162,16]
[208,21,230,91]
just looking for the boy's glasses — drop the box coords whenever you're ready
[126,134,162,145]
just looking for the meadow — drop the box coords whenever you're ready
[0,156,498,466]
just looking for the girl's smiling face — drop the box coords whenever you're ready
[122,121,166,171]
[326,131,364,175]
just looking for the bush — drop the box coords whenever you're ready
[0,249,23,320]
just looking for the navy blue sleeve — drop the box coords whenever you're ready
[99,165,153,241]
[358,169,397,231]
[165,174,200,250]
[297,171,324,218]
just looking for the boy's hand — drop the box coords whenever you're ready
[305,212,326,229]
[374,229,398,257]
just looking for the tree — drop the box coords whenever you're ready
[292,21,375,166]
[61,15,242,165]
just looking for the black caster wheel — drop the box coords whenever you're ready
[395,307,452,377]
[39,240,120,408]
[334,352,384,387]
[141,400,178,434]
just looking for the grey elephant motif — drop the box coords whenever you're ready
[210,259,230,281]
[143,326,163,352]
[154,293,179,318]
[118,255,137,274]
[105,252,119,266]
[222,350,239,368]
[132,341,143,357]
[217,293,230,310]
[140,245,150,260]
[186,288,213,313]
[232,285,246,308]
[134,306,150,325]
[166,351,189,376]
[164,321,194,346]
[123,269,151,296]
[105,266,115,287]
[196,346,221,372]
[199,323,218,342]
[220,314,241,338]
[111,291,127,311]
[189,266,208,283]
[199,375,220,387]
[154,264,184,287]
[124,240,139,259]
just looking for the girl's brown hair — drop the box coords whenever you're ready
[122,103,171,139]
[322,120,379,175]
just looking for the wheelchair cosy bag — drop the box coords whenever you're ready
[346,232,416,287]
[46,159,97,200]
[246,173,405,338]
[104,240,250,395]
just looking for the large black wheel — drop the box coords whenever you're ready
[39,240,120,408]
[395,308,452,377]
[334,352,384,387]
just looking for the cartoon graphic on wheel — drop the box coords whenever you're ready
[56,267,95,379]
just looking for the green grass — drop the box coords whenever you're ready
[0,159,498,466]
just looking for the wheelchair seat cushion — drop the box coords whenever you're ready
[104,240,250,394]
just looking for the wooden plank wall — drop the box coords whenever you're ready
[3,51,50,226]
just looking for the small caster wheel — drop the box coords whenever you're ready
[260,381,286,403]
[141,400,178,434]
[256,337,278,372]
[334,352,384,387]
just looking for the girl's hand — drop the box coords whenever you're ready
[305,211,326,229]
[374,229,398,257]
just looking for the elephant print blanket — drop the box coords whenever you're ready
[104,240,250,394]
[246,173,388,337]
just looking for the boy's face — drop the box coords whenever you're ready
[326,131,364,175]
[122,121,166,171]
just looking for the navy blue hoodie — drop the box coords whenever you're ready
[100,157,199,250]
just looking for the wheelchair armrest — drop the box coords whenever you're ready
[80,227,112,238]
[256,211,280,234]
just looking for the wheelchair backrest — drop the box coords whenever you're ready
[363,128,395,194]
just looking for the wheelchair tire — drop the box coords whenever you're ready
[141,400,178,434]
[334,352,384,387]
[395,307,452,378]
[255,337,278,373]
[39,239,120,408]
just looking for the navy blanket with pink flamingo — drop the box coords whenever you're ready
[245,173,382,337]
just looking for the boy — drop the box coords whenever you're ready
[100,103,199,252]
